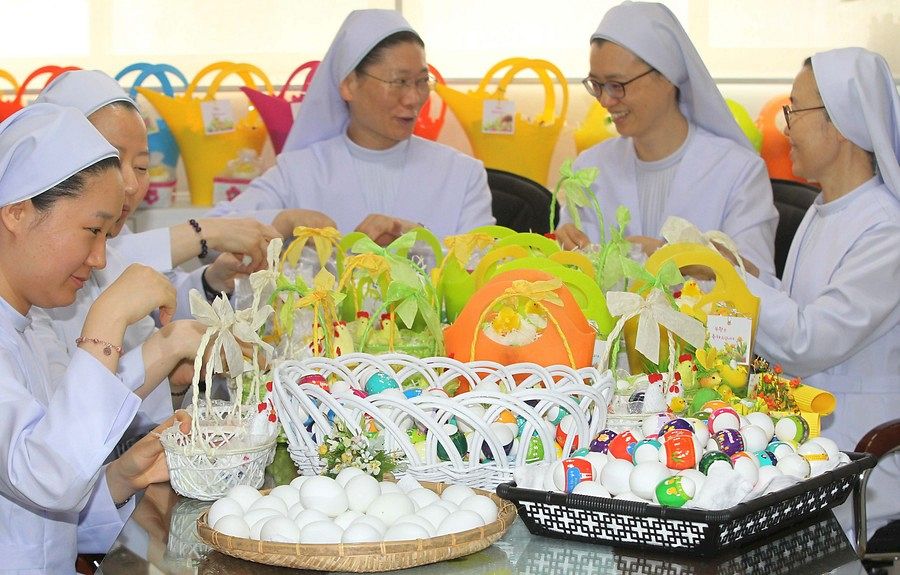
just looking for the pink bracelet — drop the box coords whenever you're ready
[76,336,124,357]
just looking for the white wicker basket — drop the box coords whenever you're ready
[160,401,277,500]
[272,353,614,489]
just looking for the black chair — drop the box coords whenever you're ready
[486,168,556,234]
[771,178,819,279]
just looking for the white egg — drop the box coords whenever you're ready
[350,514,387,535]
[629,462,671,502]
[243,508,282,529]
[417,503,451,530]
[584,452,610,474]
[407,488,440,510]
[248,494,288,516]
[269,484,301,508]
[776,453,811,479]
[287,501,306,521]
[208,497,244,528]
[769,441,797,460]
[436,510,484,535]
[740,425,771,453]
[214,515,250,538]
[290,475,309,490]
[342,522,383,543]
[571,480,611,499]
[299,520,344,544]
[733,457,760,485]
[394,513,435,540]
[677,469,707,493]
[756,465,784,487]
[335,467,366,487]
[385,521,431,541]
[224,485,262,511]
[366,492,415,526]
[614,491,649,502]
[293,508,330,531]
[642,414,672,437]
[459,495,499,524]
[379,481,402,494]
[334,510,363,530]
[345,473,382,513]
[260,516,301,543]
[457,404,485,433]
[807,437,840,461]
[250,517,275,540]
[299,476,348,517]
[599,459,634,496]
[441,484,476,506]
[745,412,775,440]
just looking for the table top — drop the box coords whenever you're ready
[97,482,865,575]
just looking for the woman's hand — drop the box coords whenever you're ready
[625,235,666,257]
[193,218,280,267]
[203,253,257,295]
[106,411,191,505]
[272,209,336,239]
[91,263,178,328]
[555,223,591,250]
[355,214,419,246]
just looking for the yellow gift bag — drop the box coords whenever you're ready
[625,243,760,375]
[434,57,568,186]
[137,62,273,206]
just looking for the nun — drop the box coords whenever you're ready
[209,9,495,243]
[33,70,281,320]
[555,1,777,279]
[0,104,191,570]
[745,48,900,536]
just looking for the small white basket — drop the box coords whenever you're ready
[272,353,614,490]
[160,401,277,500]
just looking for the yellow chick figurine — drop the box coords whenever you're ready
[491,305,521,336]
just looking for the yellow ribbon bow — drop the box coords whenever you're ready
[503,278,565,308]
[338,253,392,291]
[444,232,496,266]
[604,288,706,366]
[282,226,341,269]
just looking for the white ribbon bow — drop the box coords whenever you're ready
[248,237,284,312]
[190,290,247,380]
[604,288,706,366]
[660,216,746,277]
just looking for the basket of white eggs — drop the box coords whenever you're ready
[197,471,517,571]
[496,409,877,555]
[271,353,615,490]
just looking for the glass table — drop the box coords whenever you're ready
[97,482,865,575]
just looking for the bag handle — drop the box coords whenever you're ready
[185,62,273,99]
[418,63,447,125]
[13,65,80,105]
[0,69,17,95]
[115,62,188,98]
[476,58,569,127]
[278,61,320,100]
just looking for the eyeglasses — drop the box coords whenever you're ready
[358,71,434,95]
[782,104,826,129]
[582,68,655,100]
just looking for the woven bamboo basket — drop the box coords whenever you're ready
[272,353,614,489]
[195,481,517,571]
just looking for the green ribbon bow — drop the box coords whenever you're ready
[550,158,602,241]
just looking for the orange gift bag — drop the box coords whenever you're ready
[0,65,80,122]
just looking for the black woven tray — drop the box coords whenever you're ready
[496,451,876,556]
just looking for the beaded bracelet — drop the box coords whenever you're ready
[75,336,124,357]
[188,219,209,259]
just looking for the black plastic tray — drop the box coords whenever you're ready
[496,451,876,556]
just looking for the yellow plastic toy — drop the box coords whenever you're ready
[435,58,568,186]
[138,61,273,206]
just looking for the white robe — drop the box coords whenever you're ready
[28,244,174,454]
[208,134,495,239]
[746,178,900,531]
[561,125,779,278]
[0,298,140,572]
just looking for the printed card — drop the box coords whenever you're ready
[482,99,515,135]
[706,314,752,365]
[201,100,236,135]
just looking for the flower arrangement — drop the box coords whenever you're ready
[750,357,801,413]
[317,418,404,481]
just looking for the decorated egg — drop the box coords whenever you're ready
[298,373,330,392]
[608,430,642,462]
[658,431,702,470]
[549,457,594,492]
[436,423,468,461]
[599,458,634,496]
[584,451,610,475]
[629,461,672,501]
[797,441,830,476]
[754,450,778,467]
[767,440,797,460]
[524,433,545,463]
[689,388,721,414]
[546,406,569,425]
[739,424,771,453]
[677,468,707,493]
[456,404,485,433]
[714,429,745,456]
[807,437,840,461]
[707,407,741,434]
[655,475,696,508]
[632,439,663,464]
[731,452,760,484]
[642,413,674,437]
[699,450,733,475]
[590,429,618,453]
[556,414,581,451]
[482,423,515,460]
[660,418,693,435]
[776,453,811,479]
[365,372,400,395]
[775,416,810,444]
